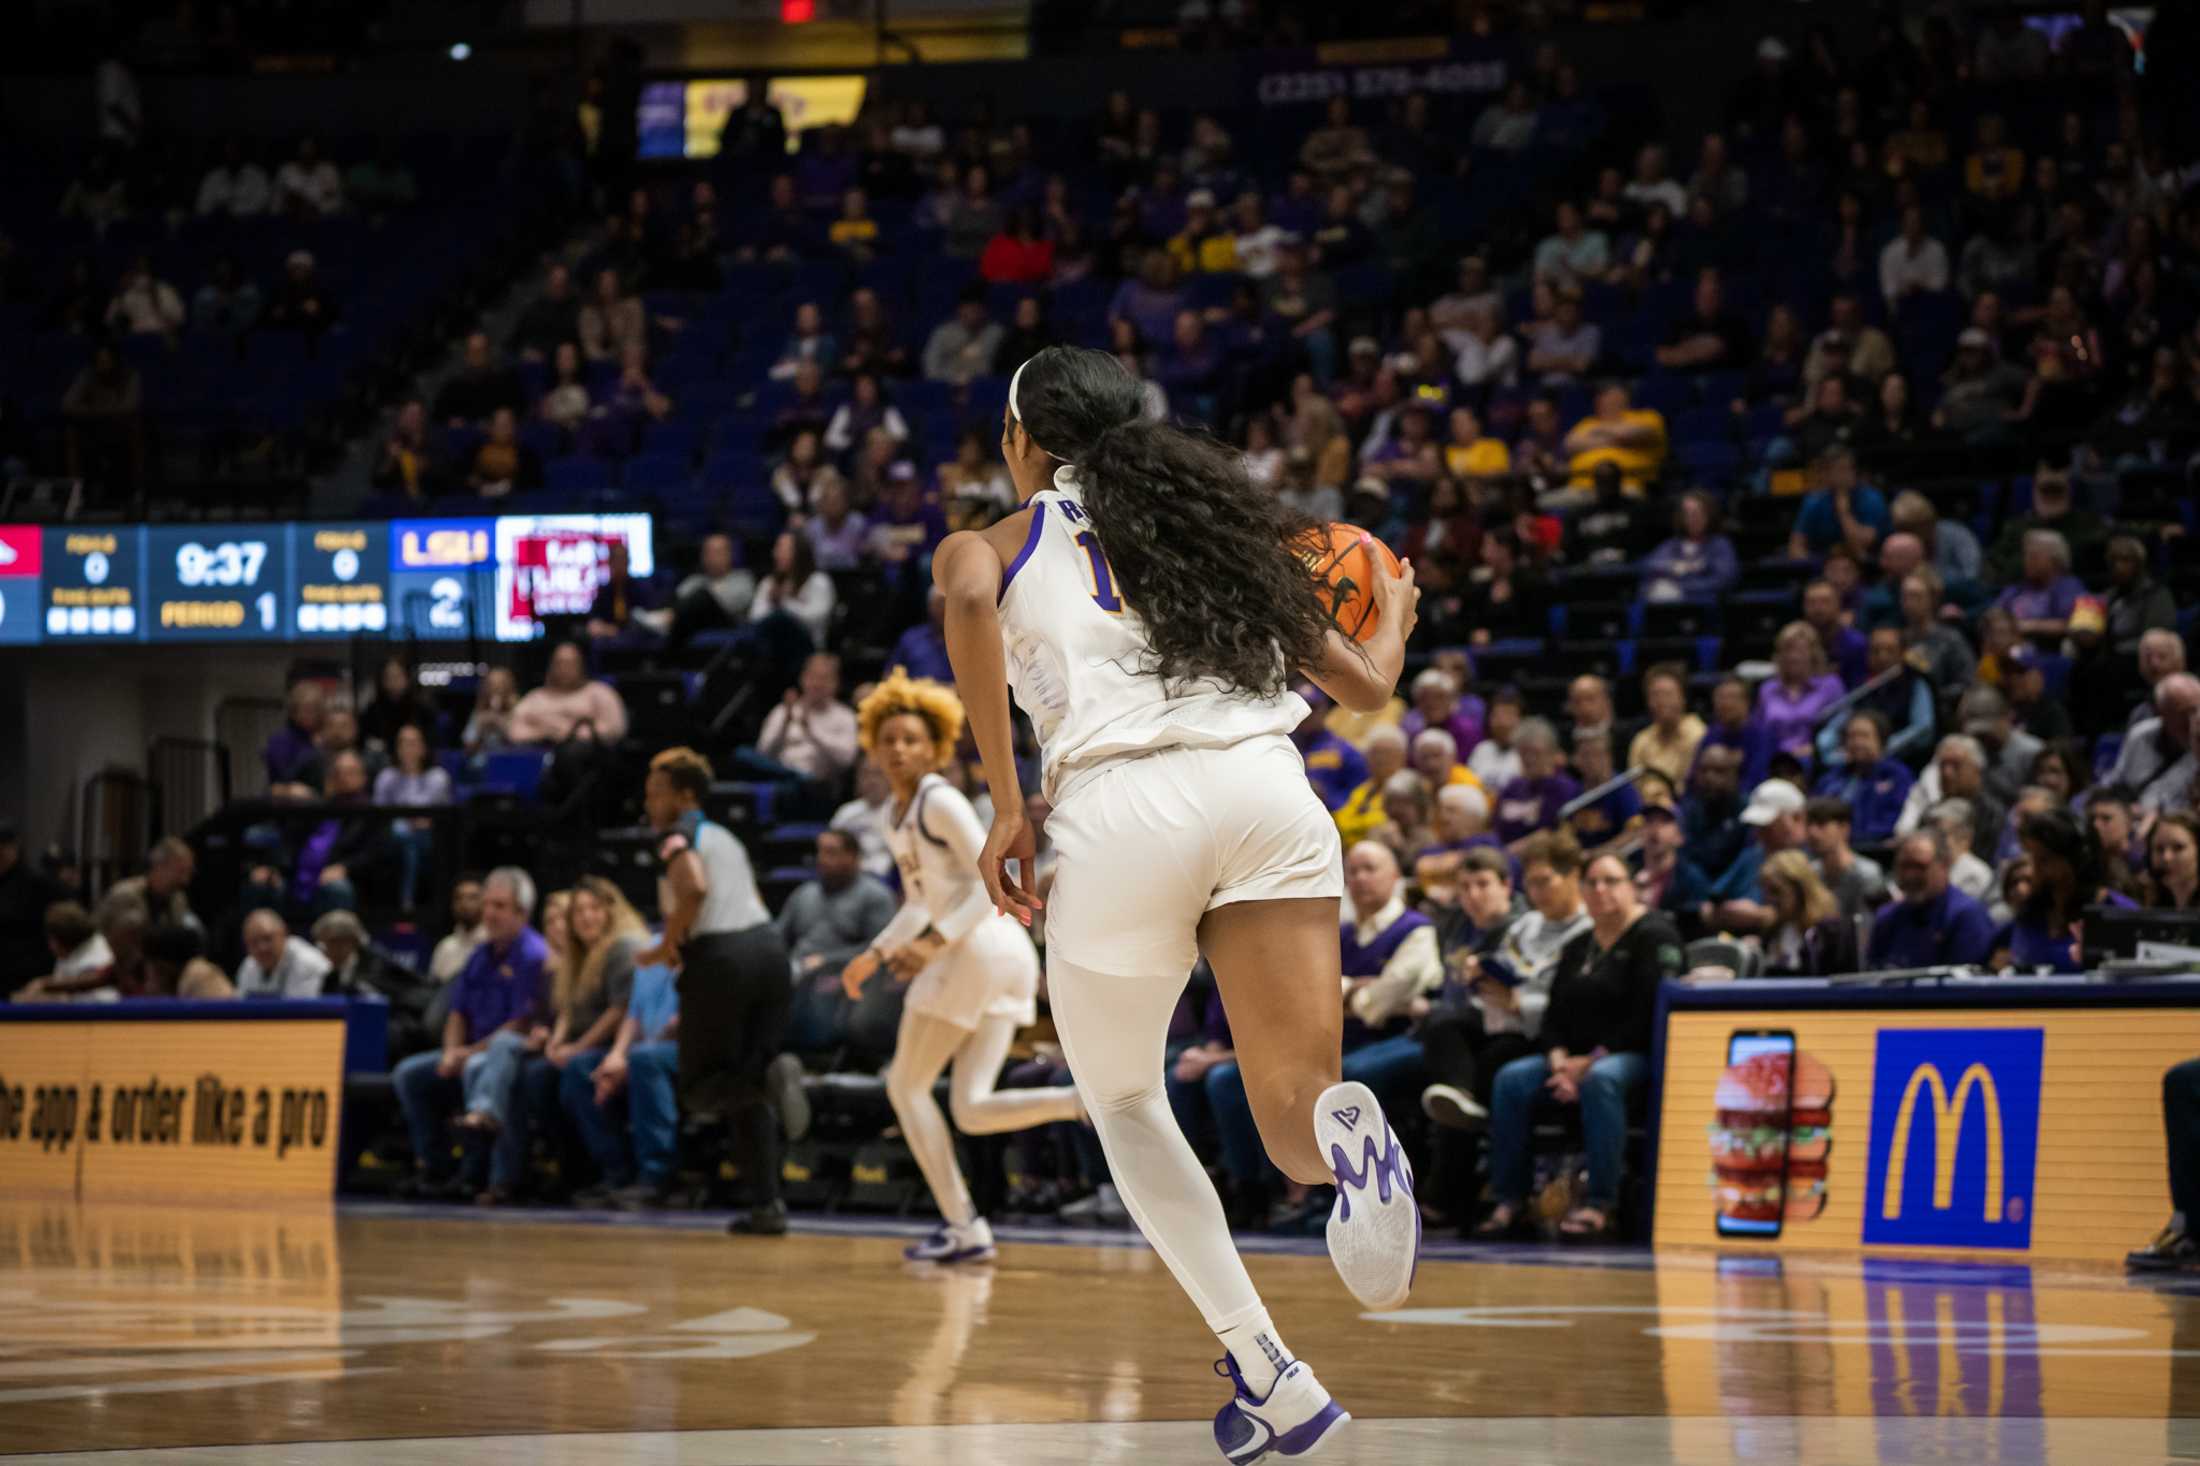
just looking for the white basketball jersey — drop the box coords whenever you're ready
[875,772,993,950]
[996,468,1307,803]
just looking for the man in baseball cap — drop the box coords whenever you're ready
[1702,780,1809,933]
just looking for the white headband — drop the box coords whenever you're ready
[1008,356,1032,424]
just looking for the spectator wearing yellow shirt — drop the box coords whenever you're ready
[1166,189,1238,275]
[1963,114,2026,203]
[1327,692,1405,750]
[1563,382,1667,491]
[1442,406,1510,483]
[1335,725,1409,847]
[1627,663,1707,789]
[828,188,881,262]
[1885,99,1950,182]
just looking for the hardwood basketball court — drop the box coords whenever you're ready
[3,1200,2195,1463]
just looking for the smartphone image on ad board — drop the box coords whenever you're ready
[1711,1029,1796,1239]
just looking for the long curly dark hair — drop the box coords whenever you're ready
[2016,806,2121,932]
[1012,346,1335,699]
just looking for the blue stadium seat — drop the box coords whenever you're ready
[642,420,700,461]
[1671,406,1732,444]
[544,457,613,496]
[1677,440,1743,486]
[622,454,694,493]
[477,750,551,802]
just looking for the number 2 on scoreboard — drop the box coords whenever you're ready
[1074,530,1122,615]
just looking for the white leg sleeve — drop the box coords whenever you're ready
[947,1014,1084,1135]
[884,1012,982,1229]
[1047,950,1266,1334]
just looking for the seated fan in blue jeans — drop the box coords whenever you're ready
[390,867,550,1198]
[564,948,685,1209]
[1474,853,1683,1244]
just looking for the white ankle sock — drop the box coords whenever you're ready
[1218,1310,1291,1397]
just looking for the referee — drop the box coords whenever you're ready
[641,747,796,1237]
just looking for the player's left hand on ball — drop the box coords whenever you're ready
[980,807,1042,925]
[1373,556,1419,641]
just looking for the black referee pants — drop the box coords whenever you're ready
[678,923,793,1207]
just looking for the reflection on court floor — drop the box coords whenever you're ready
[3,1202,2197,1465]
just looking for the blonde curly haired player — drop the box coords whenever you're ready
[843,670,1085,1264]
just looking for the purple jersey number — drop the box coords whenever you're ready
[1075,529,1123,614]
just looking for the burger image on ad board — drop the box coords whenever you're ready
[1784,1053,1835,1221]
[1708,1038,1836,1237]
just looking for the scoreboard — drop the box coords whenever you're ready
[0,514,654,646]
[45,529,142,639]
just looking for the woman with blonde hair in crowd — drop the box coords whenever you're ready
[1752,621,1845,760]
[1290,389,1353,494]
[517,876,649,1205]
[1756,850,1858,977]
[464,666,521,758]
[840,670,1085,1263]
[540,889,572,971]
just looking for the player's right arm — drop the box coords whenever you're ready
[1305,558,1418,713]
[936,518,1042,923]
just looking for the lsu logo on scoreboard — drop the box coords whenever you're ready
[1862,1028,2044,1250]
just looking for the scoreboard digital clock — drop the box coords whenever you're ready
[146,528,285,640]
[0,514,653,646]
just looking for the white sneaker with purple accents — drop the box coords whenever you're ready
[1315,1080,1420,1310]
[1212,1356,1349,1462]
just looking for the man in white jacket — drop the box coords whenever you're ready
[235,909,333,998]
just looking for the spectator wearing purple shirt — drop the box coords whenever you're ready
[264,680,326,787]
[390,866,549,1199]
[802,472,869,572]
[1294,685,1370,812]
[1135,161,1189,242]
[1639,490,1740,602]
[1696,674,1774,789]
[1495,718,1582,847]
[1802,578,1869,687]
[864,462,948,579]
[1992,528,2086,640]
[1754,622,1847,760]
[1400,667,1485,759]
[1154,308,1224,417]
[1108,250,1191,354]
[2001,807,2138,973]
[887,589,955,684]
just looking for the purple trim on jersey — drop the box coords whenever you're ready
[997,501,1048,604]
[912,782,949,850]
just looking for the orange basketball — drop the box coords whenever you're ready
[1297,523,1401,642]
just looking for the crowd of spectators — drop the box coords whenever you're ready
[8,10,2200,1244]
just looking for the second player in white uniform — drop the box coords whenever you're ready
[840,672,1083,1264]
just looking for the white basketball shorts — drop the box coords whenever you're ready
[905,910,1040,1030]
[1044,733,1345,978]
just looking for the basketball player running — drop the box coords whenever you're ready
[935,347,1421,1462]
[841,670,1085,1264]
